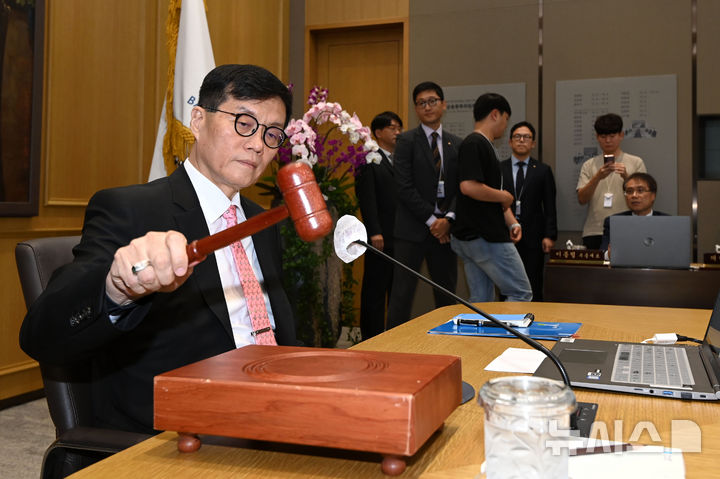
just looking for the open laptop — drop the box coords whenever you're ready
[534,290,720,401]
[609,215,691,269]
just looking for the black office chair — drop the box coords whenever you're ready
[15,236,151,479]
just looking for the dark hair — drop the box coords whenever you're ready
[412,81,444,103]
[473,93,511,122]
[510,121,536,140]
[594,113,623,135]
[198,64,293,126]
[623,172,657,193]
[370,111,403,138]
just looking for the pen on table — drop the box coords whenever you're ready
[570,442,635,456]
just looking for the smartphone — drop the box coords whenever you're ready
[603,154,615,164]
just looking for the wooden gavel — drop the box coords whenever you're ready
[186,162,333,264]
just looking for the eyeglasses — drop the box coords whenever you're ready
[415,97,441,108]
[511,134,533,142]
[624,187,651,196]
[200,106,286,149]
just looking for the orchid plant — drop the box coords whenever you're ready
[277,86,380,189]
[257,86,378,347]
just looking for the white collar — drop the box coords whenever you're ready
[632,209,654,217]
[421,123,443,140]
[183,159,243,226]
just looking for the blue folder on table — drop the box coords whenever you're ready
[428,314,581,341]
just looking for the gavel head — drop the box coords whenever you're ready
[276,162,333,242]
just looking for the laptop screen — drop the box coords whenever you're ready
[705,291,720,355]
[702,290,720,382]
[609,216,691,269]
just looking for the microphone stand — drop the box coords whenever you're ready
[354,239,572,387]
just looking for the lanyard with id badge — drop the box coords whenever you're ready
[603,154,616,208]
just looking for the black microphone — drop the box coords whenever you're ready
[333,215,571,386]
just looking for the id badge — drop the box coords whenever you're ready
[603,192,613,208]
[437,180,445,198]
[515,200,522,216]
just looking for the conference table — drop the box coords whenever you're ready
[68,302,720,478]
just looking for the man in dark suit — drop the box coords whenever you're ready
[600,172,668,252]
[355,111,402,340]
[386,82,461,329]
[20,65,296,434]
[500,121,557,301]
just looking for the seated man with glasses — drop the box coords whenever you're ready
[599,172,668,252]
[20,64,297,435]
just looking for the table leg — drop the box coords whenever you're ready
[177,432,201,453]
[381,455,406,475]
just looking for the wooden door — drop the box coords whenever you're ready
[309,24,404,127]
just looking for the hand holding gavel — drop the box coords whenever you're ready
[105,162,332,306]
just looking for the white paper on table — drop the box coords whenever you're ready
[484,347,547,373]
[569,446,685,479]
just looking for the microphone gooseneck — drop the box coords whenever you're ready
[353,239,572,387]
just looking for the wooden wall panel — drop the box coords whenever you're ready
[44,0,158,204]
[207,0,288,82]
[306,0,408,27]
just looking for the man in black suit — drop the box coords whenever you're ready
[355,111,402,340]
[386,82,461,329]
[500,121,557,301]
[20,65,296,434]
[600,172,668,252]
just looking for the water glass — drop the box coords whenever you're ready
[478,376,576,479]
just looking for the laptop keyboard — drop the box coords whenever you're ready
[611,344,695,387]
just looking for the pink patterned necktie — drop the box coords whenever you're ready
[222,206,277,345]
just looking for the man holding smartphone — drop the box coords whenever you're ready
[576,113,646,249]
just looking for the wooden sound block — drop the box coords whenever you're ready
[154,345,462,474]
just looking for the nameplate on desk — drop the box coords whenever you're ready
[549,249,605,265]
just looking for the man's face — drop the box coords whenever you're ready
[190,96,286,198]
[624,178,656,215]
[414,90,446,128]
[597,131,624,155]
[374,120,402,151]
[509,126,535,157]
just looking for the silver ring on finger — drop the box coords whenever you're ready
[131,259,152,275]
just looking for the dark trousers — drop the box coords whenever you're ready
[516,243,546,301]
[359,247,394,340]
[386,236,457,329]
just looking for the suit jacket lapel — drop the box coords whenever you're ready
[379,150,393,175]
[523,157,537,190]
[440,131,456,167]
[169,166,234,340]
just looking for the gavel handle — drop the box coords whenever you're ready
[186,205,290,264]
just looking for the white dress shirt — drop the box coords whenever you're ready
[184,160,276,348]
